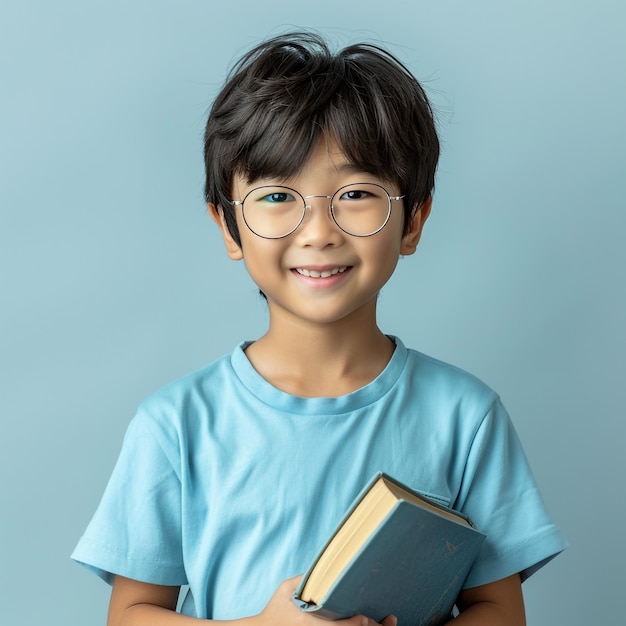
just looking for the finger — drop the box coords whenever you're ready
[349,615,385,626]
[278,574,304,594]
[284,574,304,585]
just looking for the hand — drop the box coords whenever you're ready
[257,576,397,626]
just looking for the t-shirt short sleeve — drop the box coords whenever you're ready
[71,410,187,586]
[457,398,568,588]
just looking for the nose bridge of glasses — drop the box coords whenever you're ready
[303,194,333,209]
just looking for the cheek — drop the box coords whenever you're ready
[371,228,404,259]
[239,238,286,279]
[361,238,402,281]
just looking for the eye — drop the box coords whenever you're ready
[340,189,371,201]
[261,192,294,203]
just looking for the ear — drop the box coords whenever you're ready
[208,203,244,260]
[400,196,432,256]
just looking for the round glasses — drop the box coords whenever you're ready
[230,183,404,239]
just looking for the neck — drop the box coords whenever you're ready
[244,303,395,397]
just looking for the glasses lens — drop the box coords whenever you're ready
[242,186,305,238]
[331,183,392,236]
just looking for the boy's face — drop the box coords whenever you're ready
[210,137,430,328]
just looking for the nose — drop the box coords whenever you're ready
[298,195,342,247]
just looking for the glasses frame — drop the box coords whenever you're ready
[230,182,405,239]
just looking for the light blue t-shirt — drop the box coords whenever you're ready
[72,337,567,619]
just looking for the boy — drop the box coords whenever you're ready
[72,32,567,625]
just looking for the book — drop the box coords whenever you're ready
[293,472,486,626]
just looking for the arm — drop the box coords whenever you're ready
[451,574,525,625]
[108,575,398,626]
[107,576,195,626]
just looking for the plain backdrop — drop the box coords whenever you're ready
[1,1,624,624]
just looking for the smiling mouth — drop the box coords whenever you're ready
[295,267,349,278]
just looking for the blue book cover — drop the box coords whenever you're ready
[293,472,486,626]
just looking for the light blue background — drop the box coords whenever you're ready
[1,1,624,624]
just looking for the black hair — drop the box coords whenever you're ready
[204,31,439,246]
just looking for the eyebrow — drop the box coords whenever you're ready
[250,163,373,185]
[241,161,388,191]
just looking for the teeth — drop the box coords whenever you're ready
[296,267,347,278]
